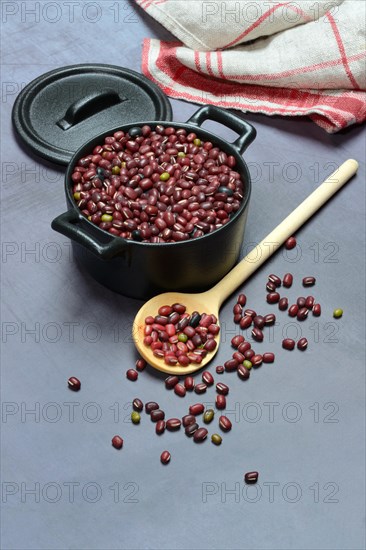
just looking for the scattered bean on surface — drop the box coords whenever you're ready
[156,420,166,434]
[132,398,143,412]
[303,276,316,287]
[68,377,81,391]
[189,403,204,416]
[182,414,196,427]
[285,236,296,249]
[283,273,293,287]
[131,411,141,424]
[166,418,181,431]
[193,428,208,443]
[237,364,250,380]
[297,338,308,351]
[216,382,229,395]
[282,338,295,350]
[203,409,215,424]
[160,451,171,464]
[150,409,165,422]
[194,383,207,394]
[135,358,147,371]
[126,369,138,381]
[145,401,159,414]
[216,394,226,410]
[112,435,123,449]
[244,471,258,484]
[165,376,179,389]
[219,416,232,432]
[185,422,199,437]
[211,434,222,445]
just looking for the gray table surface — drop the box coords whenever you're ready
[1,3,365,550]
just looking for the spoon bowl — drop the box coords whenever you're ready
[133,290,221,375]
[133,160,358,375]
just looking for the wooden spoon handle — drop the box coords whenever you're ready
[209,159,359,306]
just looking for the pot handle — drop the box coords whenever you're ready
[186,105,256,155]
[51,210,124,260]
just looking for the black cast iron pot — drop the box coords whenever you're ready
[51,105,256,299]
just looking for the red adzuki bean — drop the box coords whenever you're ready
[244,471,258,484]
[288,304,299,317]
[132,398,143,412]
[237,364,250,380]
[268,274,281,287]
[253,315,265,329]
[244,309,256,318]
[185,422,199,437]
[166,418,181,431]
[282,338,295,350]
[231,335,245,348]
[219,416,232,432]
[238,342,251,354]
[68,377,81,391]
[266,281,276,292]
[264,313,276,325]
[237,294,247,306]
[135,358,147,371]
[160,451,171,464]
[174,384,186,397]
[126,369,138,381]
[216,394,226,409]
[224,359,238,372]
[285,237,296,249]
[267,292,280,304]
[240,316,252,329]
[193,428,208,443]
[251,354,263,367]
[145,401,159,414]
[156,420,166,435]
[297,307,309,321]
[251,327,264,342]
[189,403,204,415]
[202,371,214,386]
[216,382,229,395]
[184,376,195,391]
[151,409,165,422]
[182,414,196,427]
[297,337,308,351]
[112,435,123,449]
[303,276,316,287]
[283,273,293,287]
[165,376,179,389]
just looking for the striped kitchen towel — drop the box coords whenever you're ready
[137,0,366,132]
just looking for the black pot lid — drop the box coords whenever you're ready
[12,64,172,165]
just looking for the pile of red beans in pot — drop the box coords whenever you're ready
[71,125,244,243]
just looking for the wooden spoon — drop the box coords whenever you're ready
[133,159,358,375]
